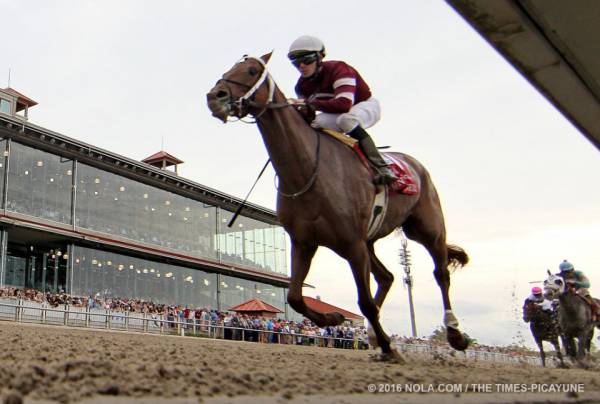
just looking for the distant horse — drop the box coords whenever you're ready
[523,300,564,367]
[544,272,594,364]
[206,54,469,361]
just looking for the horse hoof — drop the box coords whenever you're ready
[367,324,379,348]
[447,327,469,351]
[371,349,405,364]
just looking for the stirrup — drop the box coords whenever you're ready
[373,169,397,185]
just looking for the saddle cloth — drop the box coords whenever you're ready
[321,129,419,195]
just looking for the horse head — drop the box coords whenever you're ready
[543,272,565,300]
[206,53,275,122]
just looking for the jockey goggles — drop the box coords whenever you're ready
[291,53,318,67]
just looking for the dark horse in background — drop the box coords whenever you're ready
[544,272,594,366]
[207,53,469,361]
[523,300,564,367]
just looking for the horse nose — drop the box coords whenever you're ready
[207,85,231,123]
[207,83,230,103]
[215,89,229,101]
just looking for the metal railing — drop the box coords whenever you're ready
[396,343,542,366]
[0,298,543,366]
[0,299,360,348]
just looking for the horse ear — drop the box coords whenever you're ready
[260,51,273,64]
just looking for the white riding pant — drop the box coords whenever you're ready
[312,97,381,133]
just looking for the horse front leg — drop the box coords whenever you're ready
[536,340,546,367]
[286,241,345,327]
[551,338,565,368]
[347,241,403,363]
[562,335,576,360]
[368,243,394,309]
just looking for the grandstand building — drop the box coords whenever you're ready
[0,87,304,320]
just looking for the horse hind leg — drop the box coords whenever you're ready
[403,219,469,351]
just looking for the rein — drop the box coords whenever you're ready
[275,129,320,198]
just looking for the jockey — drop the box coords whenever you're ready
[523,286,553,322]
[527,286,546,304]
[287,35,398,185]
[557,259,600,321]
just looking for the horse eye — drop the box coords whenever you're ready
[248,67,258,76]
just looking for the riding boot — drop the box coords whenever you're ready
[348,126,398,185]
[583,295,599,322]
[593,300,600,324]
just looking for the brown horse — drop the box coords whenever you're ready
[207,53,469,361]
[523,300,564,367]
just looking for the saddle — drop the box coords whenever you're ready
[321,129,419,195]
[570,293,600,323]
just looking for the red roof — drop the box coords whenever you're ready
[228,298,283,313]
[303,296,363,320]
[3,87,38,111]
[142,150,184,166]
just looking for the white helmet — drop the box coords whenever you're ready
[288,35,326,60]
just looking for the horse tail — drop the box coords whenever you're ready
[447,244,469,271]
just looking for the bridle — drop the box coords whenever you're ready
[217,56,290,121]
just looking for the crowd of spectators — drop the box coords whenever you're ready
[0,286,538,356]
[0,286,368,349]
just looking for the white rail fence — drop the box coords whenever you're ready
[0,298,542,366]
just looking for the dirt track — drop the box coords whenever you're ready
[0,322,599,403]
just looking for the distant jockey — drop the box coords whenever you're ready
[557,259,600,322]
[523,286,553,323]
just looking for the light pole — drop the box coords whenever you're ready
[399,230,417,337]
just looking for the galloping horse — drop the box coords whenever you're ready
[544,272,594,364]
[206,53,469,361]
[523,300,564,367]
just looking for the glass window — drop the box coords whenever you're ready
[6,142,73,224]
[0,98,11,115]
[71,245,218,309]
[75,163,218,260]
[217,210,288,275]
[0,139,6,207]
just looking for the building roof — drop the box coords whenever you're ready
[446,1,600,150]
[228,298,283,313]
[303,296,363,320]
[3,87,38,111]
[142,150,184,166]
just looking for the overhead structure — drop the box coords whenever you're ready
[447,0,600,150]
